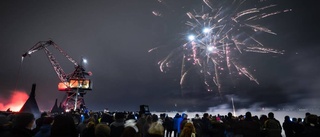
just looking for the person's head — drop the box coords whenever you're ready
[305,112,311,117]
[238,115,244,120]
[260,114,267,121]
[292,117,297,122]
[86,121,96,129]
[160,113,166,119]
[121,126,139,137]
[114,112,125,121]
[203,113,209,118]
[95,124,111,137]
[151,114,158,122]
[297,118,302,122]
[268,112,274,119]
[180,122,196,137]
[284,116,290,122]
[182,113,188,119]
[245,112,252,119]
[51,114,78,137]
[174,113,180,118]
[13,112,35,130]
[306,115,318,124]
[40,112,48,118]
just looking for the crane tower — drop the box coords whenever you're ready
[22,40,92,111]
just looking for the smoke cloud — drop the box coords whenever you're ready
[0,90,29,111]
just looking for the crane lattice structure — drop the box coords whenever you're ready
[22,40,92,111]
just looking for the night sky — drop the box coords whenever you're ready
[0,0,319,112]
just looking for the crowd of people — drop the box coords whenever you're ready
[0,109,319,137]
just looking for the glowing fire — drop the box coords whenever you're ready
[0,91,29,112]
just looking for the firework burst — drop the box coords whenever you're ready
[151,0,290,93]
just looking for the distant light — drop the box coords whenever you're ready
[203,27,211,33]
[188,35,195,41]
[83,59,88,64]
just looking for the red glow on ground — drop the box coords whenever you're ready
[0,91,29,112]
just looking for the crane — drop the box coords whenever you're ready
[22,40,92,111]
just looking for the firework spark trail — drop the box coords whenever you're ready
[148,47,160,53]
[244,47,284,54]
[152,0,290,93]
[214,64,221,91]
[233,61,259,84]
[245,24,276,35]
[203,0,213,9]
[152,11,162,17]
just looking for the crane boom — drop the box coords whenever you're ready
[22,40,79,83]
[43,47,67,82]
[22,40,78,65]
